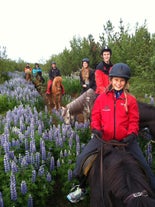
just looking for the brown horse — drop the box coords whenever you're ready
[25,72,31,82]
[88,140,155,207]
[51,76,64,110]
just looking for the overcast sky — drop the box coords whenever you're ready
[0,0,154,63]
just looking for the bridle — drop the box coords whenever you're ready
[124,190,148,203]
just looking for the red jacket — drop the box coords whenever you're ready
[95,70,110,94]
[91,90,139,141]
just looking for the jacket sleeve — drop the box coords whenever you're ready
[95,70,108,94]
[58,69,61,76]
[127,97,139,136]
[89,70,96,90]
[90,95,102,131]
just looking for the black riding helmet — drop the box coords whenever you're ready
[82,58,89,64]
[100,46,112,55]
[51,61,56,64]
[109,63,131,79]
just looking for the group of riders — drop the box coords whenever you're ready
[24,47,155,203]
[24,61,64,95]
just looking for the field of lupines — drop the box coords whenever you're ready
[0,72,91,207]
[0,72,155,207]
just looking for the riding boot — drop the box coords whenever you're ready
[46,80,53,94]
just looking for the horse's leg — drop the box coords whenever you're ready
[53,95,57,109]
[57,94,62,110]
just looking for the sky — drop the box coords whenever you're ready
[0,0,155,63]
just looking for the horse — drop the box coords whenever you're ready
[88,140,155,207]
[61,88,96,125]
[32,72,45,94]
[61,90,155,139]
[25,72,31,82]
[51,76,64,110]
[138,101,155,139]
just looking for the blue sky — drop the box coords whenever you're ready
[0,0,154,63]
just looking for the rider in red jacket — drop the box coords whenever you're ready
[95,46,113,95]
[91,89,139,141]
[67,63,155,203]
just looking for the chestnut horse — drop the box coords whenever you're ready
[25,72,31,82]
[88,140,155,207]
[51,76,64,110]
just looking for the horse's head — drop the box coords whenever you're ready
[61,106,75,125]
[138,101,155,141]
[61,107,70,124]
[53,76,62,86]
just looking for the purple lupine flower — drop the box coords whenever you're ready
[48,129,53,141]
[50,156,55,171]
[3,141,10,154]
[21,157,28,168]
[30,153,35,165]
[25,150,31,164]
[11,160,18,173]
[31,170,36,183]
[21,180,27,195]
[30,140,36,153]
[9,150,15,159]
[10,174,17,201]
[40,139,46,161]
[27,194,33,207]
[46,172,52,182]
[57,159,61,168]
[64,149,68,157]
[76,142,80,156]
[4,154,10,172]
[38,165,45,176]
[38,124,42,135]
[60,150,63,158]
[75,134,80,142]
[35,152,40,168]
[0,192,4,207]
[68,169,73,181]
[58,137,63,147]
[69,137,73,149]
[25,138,29,151]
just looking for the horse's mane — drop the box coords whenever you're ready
[103,147,151,198]
[52,76,62,86]
[138,101,155,110]
[88,144,154,207]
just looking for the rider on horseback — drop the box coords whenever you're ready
[67,63,155,203]
[80,58,96,94]
[24,63,32,80]
[46,61,64,95]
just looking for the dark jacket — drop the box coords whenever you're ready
[49,68,61,80]
[79,68,96,94]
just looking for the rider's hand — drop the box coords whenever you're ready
[121,133,137,144]
[91,129,102,139]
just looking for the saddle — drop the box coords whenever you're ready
[82,153,98,176]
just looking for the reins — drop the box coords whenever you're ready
[94,134,127,206]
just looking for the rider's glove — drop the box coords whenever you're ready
[91,129,102,139]
[121,133,137,144]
